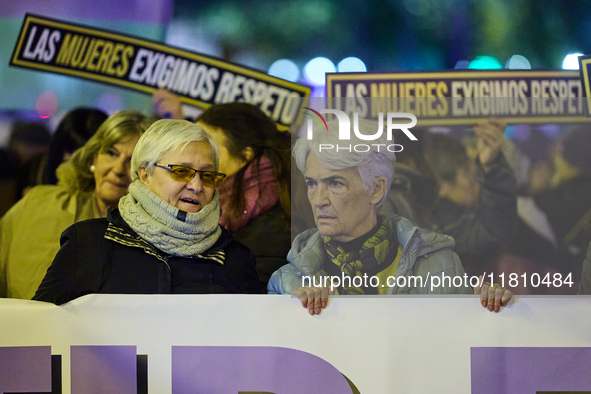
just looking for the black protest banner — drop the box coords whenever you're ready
[579,55,591,116]
[326,70,588,125]
[10,14,311,127]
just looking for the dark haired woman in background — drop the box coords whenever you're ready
[42,107,108,185]
[196,103,291,287]
[16,108,108,198]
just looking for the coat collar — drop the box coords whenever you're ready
[288,214,455,276]
[104,208,234,264]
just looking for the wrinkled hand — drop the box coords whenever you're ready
[474,118,506,172]
[152,89,184,119]
[291,286,333,315]
[474,276,513,313]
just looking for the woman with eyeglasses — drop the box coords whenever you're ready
[34,119,264,305]
[1,110,152,300]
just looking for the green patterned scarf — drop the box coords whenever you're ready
[323,219,397,295]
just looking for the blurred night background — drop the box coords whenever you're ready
[0,0,589,135]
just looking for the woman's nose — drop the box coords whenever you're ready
[310,184,329,207]
[113,158,127,175]
[186,173,204,193]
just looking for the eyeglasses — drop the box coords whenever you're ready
[154,164,226,188]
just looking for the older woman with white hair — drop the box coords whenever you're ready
[268,117,512,315]
[34,119,264,305]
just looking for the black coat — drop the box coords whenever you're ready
[34,209,265,305]
[233,204,291,287]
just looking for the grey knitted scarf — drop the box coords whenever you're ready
[118,180,222,257]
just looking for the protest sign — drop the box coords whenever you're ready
[326,71,588,124]
[10,14,311,126]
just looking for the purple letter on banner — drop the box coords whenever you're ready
[471,347,591,393]
[0,346,52,393]
[172,346,354,394]
[71,346,137,394]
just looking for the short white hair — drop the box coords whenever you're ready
[292,117,396,208]
[130,119,219,181]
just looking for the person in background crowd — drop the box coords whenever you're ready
[268,118,512,315]
[0,121,51,215]
[512,127,556,196]
[34,119,264,305]
[578,241,591,295]
[425,128,518,275]
[381,119,518,277]
[0,110,152,300]
[534,124,591,282]
[196,103,292,287]
[496,128,568,293]
[17,108,109,198]
[6,121,51,170]
[42,107,109,186]
[15,153,46,198]
[378,127,438,225]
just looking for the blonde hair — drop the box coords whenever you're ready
[57,110,154,192]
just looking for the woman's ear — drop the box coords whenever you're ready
[370,176,387,205]
[242,146,255,163]
[138,167,151,186]
[438,181,450,199]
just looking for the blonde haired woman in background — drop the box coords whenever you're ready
[0,110,153,299]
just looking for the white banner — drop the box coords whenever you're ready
[1,295,590,393]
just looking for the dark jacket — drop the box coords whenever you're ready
[232,204,291,288]
[34,209,264,305]
[535,174,591,279]
[381,153,518,275]
[431,154,517,272]
[578,241,591,295]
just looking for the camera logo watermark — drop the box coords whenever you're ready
[303,107,418,152]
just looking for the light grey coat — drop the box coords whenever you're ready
[268,214,473,295]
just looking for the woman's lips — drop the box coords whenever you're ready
[180,197,200,205]
[108,180,127,188]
